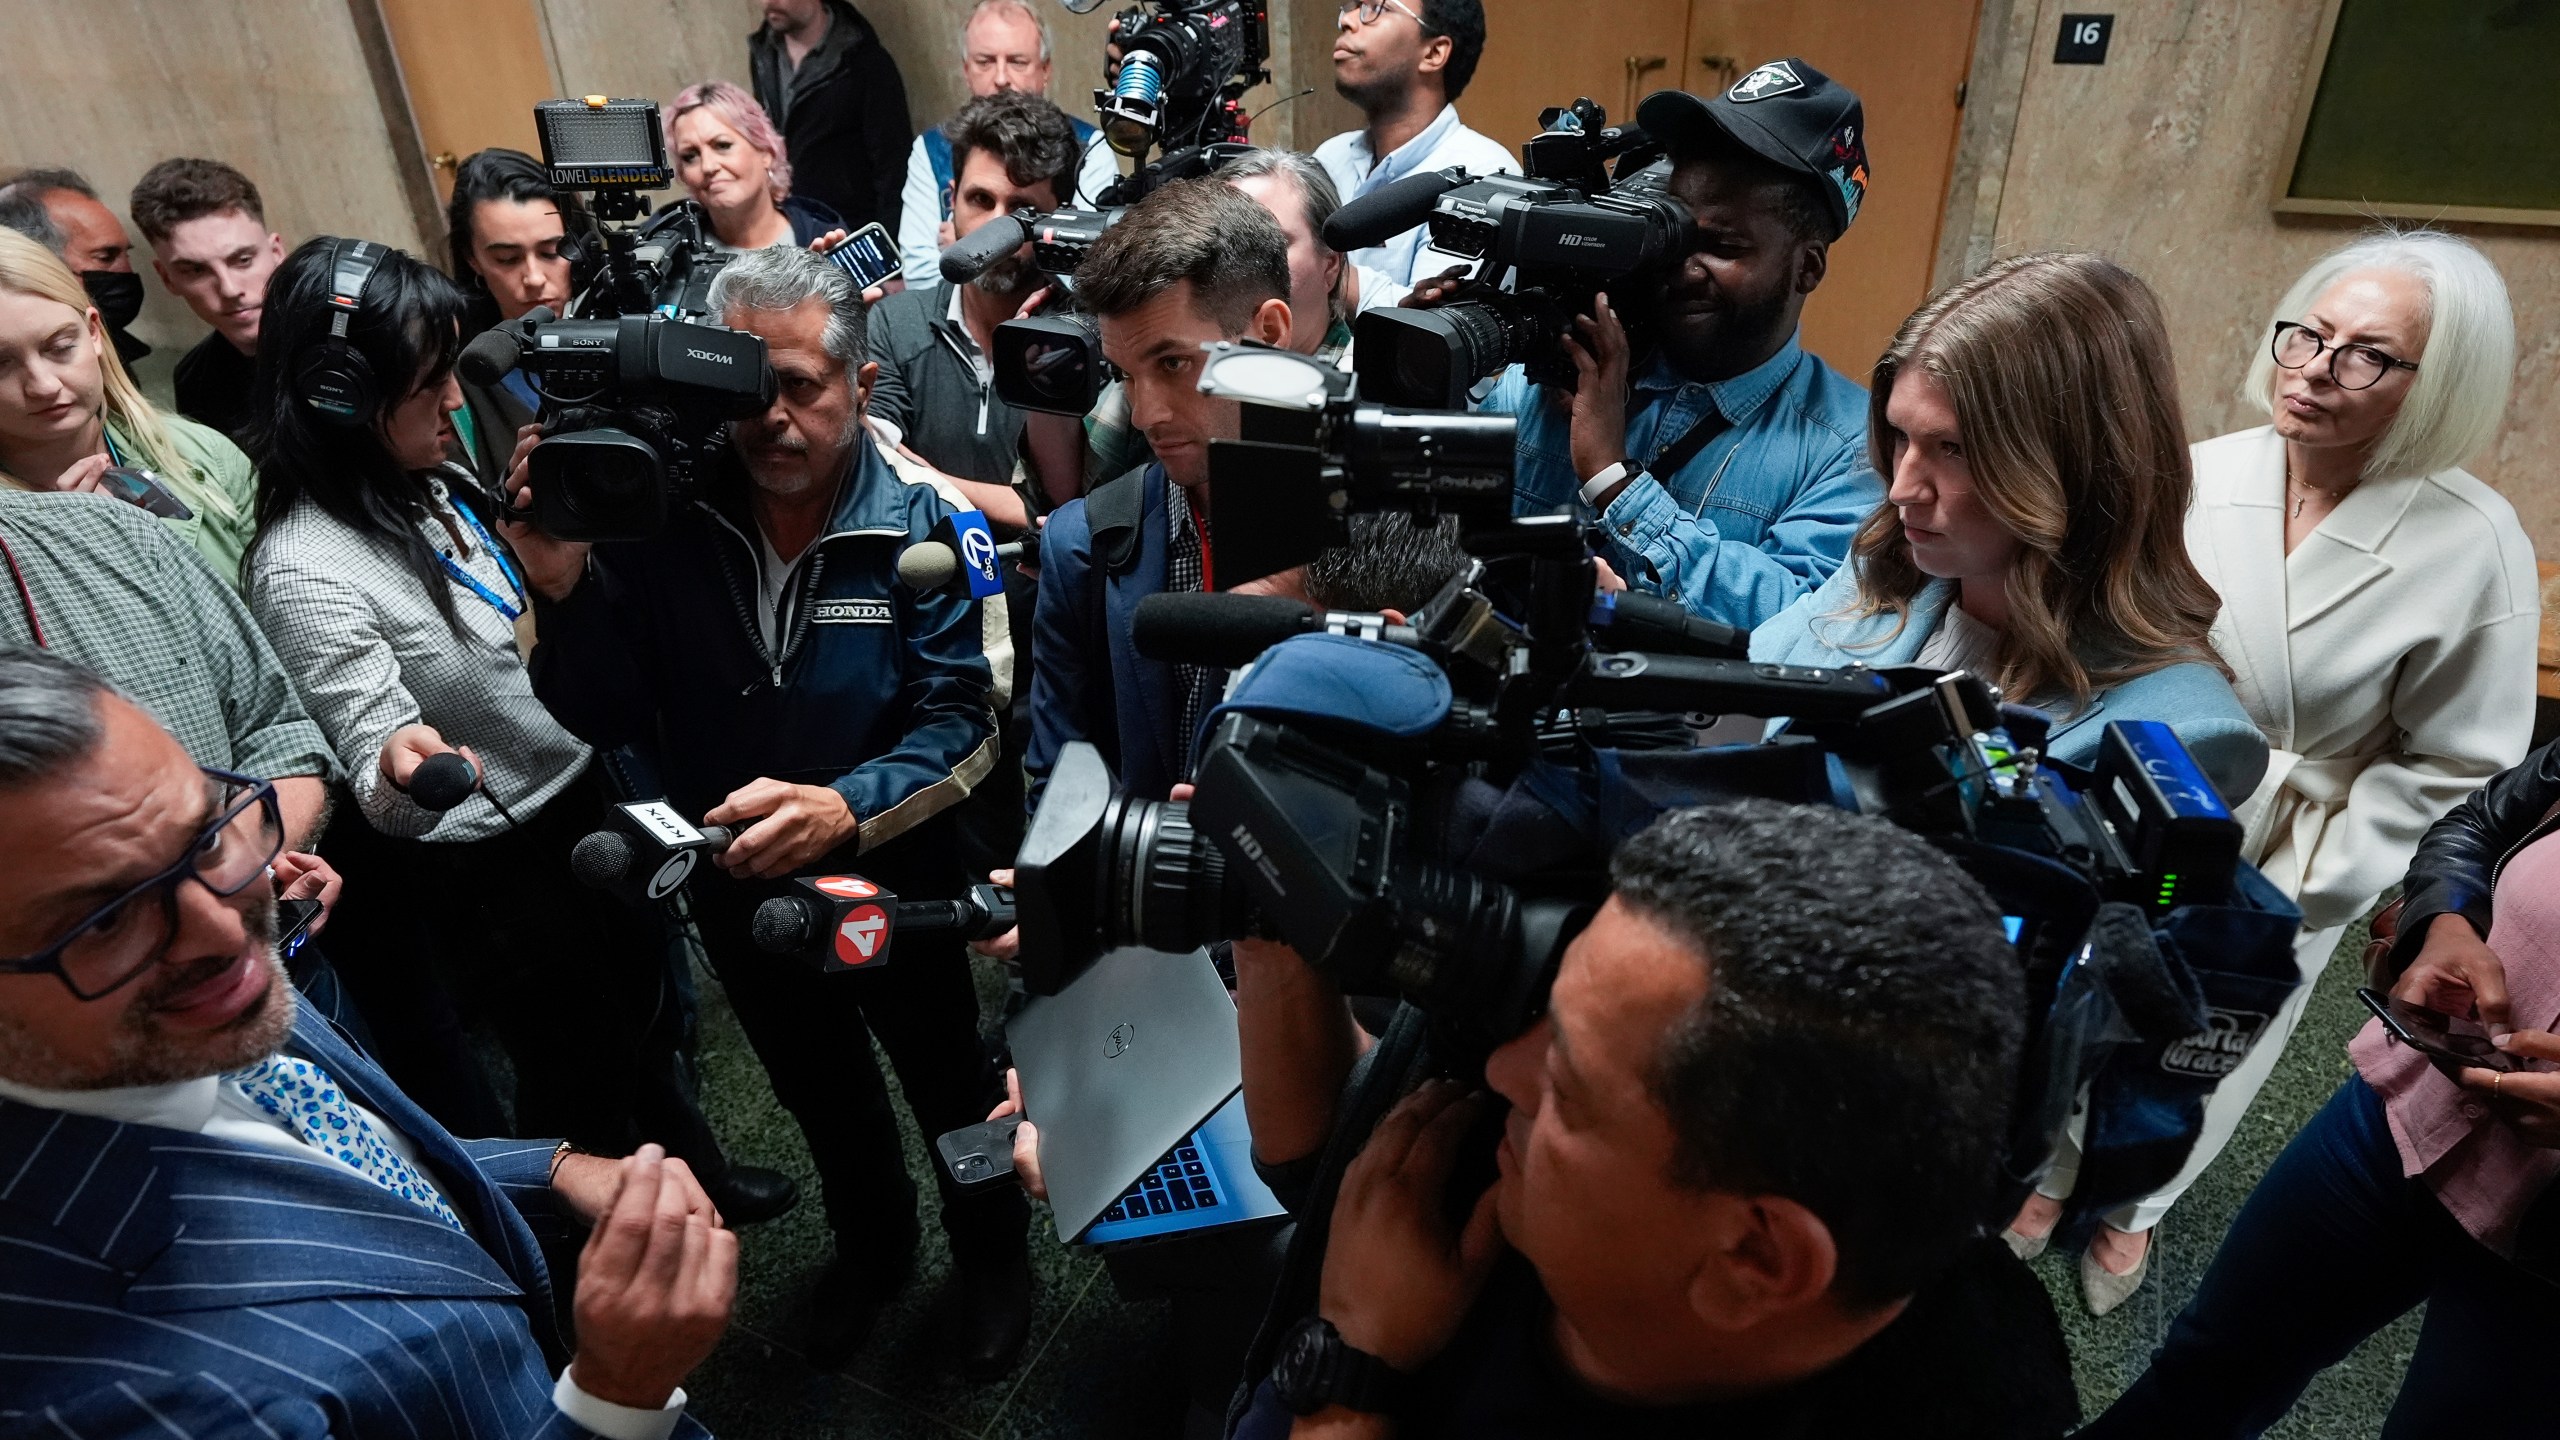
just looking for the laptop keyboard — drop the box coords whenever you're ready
[1098,1141,1221,1221]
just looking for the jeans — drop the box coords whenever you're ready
[2081,1076,2559,1439]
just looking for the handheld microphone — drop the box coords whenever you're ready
[1321,166,1472,253]
[940,213,1033,285]
[571,801,740,905]
[407,752,480,813]
[752,877,1015,971]
[897,534,1035,592]
[1131,592,1421,669]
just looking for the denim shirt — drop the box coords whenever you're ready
[1492,334,1880,631]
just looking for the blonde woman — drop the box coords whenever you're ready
[0,229,256,584]
[1752,250,2268,802]
[2024,231,2541,1312]
[664,80,845,252]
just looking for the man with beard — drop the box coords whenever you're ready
[511,244,1036,1377]
[1440,62,1882,633]
[866,89,1079,528]
[0,168,150,366]
[1313,0,1515,295]
[0,648,738,1437]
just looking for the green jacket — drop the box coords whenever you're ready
[104,413,260,587]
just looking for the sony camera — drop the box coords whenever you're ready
[1347,99,1698,408]
[456,98,779,542]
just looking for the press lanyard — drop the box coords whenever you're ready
[436,501,527,623]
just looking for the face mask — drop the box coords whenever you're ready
[82,269,145,331]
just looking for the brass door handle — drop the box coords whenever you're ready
[431,151,460,173]
[1697,53,1739,89]
[1624,54,1668,113]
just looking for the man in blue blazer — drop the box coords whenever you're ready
[1023,179,1298,807]
[0,649,735,1438]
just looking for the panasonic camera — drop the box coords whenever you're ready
[1346,99,1698,408]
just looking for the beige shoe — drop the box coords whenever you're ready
[2004,1191,2062,1262]
[2002,1225,2050,1262]
[2079,1227,2153,1316]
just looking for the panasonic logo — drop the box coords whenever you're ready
[685,348,735,364]
[1227,823,1286,896]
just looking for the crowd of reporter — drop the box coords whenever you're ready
[0,0,2546,1436]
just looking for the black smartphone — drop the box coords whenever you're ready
[98,465,196,520]
[2356,987,2530,1074]
[824,221,903,292]
[935,1115,1024,1192]
[277,897,323,959]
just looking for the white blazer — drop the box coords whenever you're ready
[2187,426,2541,933]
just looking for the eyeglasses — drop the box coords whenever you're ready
[2270,321,2419,392]
[0,769,283,1001]
[1339,0,1427,28]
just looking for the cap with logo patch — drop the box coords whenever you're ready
[1635,59,1868,238]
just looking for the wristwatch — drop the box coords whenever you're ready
[1579,457,1644,507]
[1271,1316,1408,1416]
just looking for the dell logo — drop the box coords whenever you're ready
[1104,1022,1137,1058]
[684,347,735,364]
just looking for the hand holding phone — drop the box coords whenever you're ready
[2357,987,2542,1075]
[936,1115,1024,1191]
[822,221,902,293]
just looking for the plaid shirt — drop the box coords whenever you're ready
[0,489,334,783]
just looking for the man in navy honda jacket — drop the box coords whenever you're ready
[514,246,1033,1378]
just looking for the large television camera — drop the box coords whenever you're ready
[1014,344,2305,1216]
[1339,99,1698,408]
[941,0,1274,418]
[459,97,778,542]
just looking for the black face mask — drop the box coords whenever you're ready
[82,269,145,331]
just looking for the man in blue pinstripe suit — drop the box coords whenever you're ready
[0,649,737,1438]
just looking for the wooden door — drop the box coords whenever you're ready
[379,0,558,204]
[1466,0,1695,158]
[1685,0,1980,378]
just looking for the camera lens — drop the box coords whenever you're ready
[1101,796,1252,957]
[1353,302,1525,410]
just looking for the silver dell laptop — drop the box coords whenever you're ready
[1007,945,1286,1247]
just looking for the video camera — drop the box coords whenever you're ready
[1013,343,2305,1219]
[456,97,779,542]
[1338,98,1698,408]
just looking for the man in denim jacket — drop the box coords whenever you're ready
[1467,61,1882,632]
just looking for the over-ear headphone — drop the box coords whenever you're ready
[294,238,387,427]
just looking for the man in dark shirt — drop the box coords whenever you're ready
[130,158,286,442]
[750,0,913,232]
[1240,801,2079,1439]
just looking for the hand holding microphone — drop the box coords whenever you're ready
[705,778,856,880]
[381,724,484,813]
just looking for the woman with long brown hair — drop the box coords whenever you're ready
[1751,250,2266,802]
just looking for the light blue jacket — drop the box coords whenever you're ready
[1495,335,1881,633]
[1751,564,2270,804]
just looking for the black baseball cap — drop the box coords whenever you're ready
[1636,59,1868,238]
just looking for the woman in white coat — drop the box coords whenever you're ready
[2015,229,2540,1313]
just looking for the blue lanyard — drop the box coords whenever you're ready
[436,500,526,623]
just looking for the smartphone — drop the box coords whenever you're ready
[824,221,902,292]
[2356,987,2532,1074]
[277,897,323,959]
[935,1115,1024,1192]
[98,465,196,520]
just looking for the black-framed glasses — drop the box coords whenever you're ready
[1339,0,1426,26]
[0,768,283,1001]
[2270,321,2419,392]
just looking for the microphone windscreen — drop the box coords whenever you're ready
[897,540,961,591]
[458,326,525,387]
[1322,166,1470,253]
[752,896,824,954]
[1132,592,1316,667]
[940,214,1031,285]
[409,752,478,812]
[571,830,639,890]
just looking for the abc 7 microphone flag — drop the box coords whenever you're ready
[945,511,1007,599]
